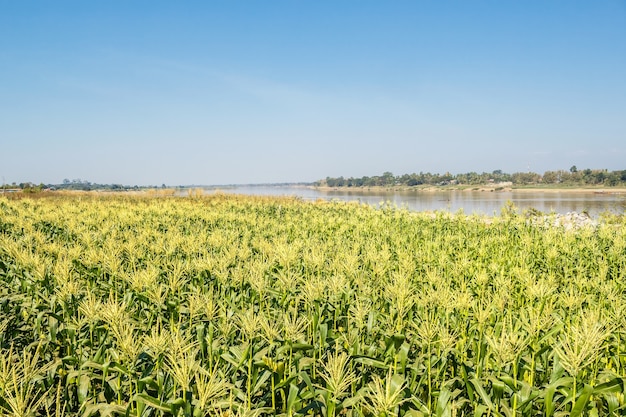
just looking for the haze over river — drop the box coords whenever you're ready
[202,186,626,218]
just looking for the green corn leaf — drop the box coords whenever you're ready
[570,384,593,417]
[593,377,625,395]
[251,369,272,395]
[468,378,496,412]
[473,404,490,417]
[604,392,620,415]
[543,376,574,417]
[275,374,297,390]
[132,393,171,413]
[353,355,388,369]
[287,383,299,415]
[276,343,313,355]
[436,386,452,417]
[342,387,368,408]
[81,402,128,417]
[78,374,91,404]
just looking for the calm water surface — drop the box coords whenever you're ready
[201,186,626,217]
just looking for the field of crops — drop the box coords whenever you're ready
[0,194,625,417]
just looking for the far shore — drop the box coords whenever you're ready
[312,185,626,194]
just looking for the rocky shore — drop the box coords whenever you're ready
[528,211,599,230]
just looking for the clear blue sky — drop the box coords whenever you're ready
[1,1,625,186]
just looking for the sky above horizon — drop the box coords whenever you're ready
[1,1,625,186]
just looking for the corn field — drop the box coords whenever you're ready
[0,194,625,417]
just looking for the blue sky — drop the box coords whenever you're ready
[1,1,625,185]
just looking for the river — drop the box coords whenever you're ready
[197,185,626,218]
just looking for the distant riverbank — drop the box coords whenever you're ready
[312,184,626,194]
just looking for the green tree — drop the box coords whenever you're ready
[381,172,395,186]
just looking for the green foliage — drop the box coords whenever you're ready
[321,167,626,187]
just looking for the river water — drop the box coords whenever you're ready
[199,185,626,217]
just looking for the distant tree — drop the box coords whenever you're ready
[398,174,410,185]
[22,182,44,193]
[364,176,377,187]
[606,172,620,186]
[542,171,559,184]
[381,172,395,186]
[466,172,481,184]
[570,165,578,173]
[512,172,541,185]
[595,171,606,184]
[440,172,453,182]
[407,174,421,186]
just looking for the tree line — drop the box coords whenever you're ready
[318,167,626,188]
[1,179,138,192]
